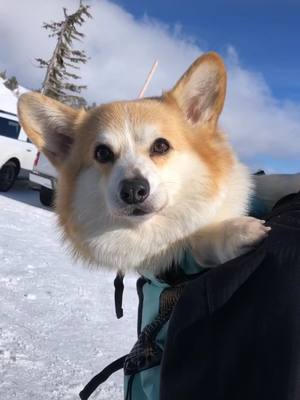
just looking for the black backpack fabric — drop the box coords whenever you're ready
[160,192,300,400]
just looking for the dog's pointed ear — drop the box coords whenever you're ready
[167,52,226,128]
[18,92,80,168]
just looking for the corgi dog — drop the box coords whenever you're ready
[18,52,269,274]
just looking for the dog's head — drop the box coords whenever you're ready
[18,52,240,272]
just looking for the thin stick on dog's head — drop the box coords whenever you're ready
[138,60,159,99]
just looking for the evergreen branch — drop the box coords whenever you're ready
[38,1,92,101]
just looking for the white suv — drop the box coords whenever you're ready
[29,151,57,207]
[0,109,36,191]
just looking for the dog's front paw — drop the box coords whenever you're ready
[225,216,271,259]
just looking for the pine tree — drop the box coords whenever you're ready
[4,76,19,91]
[36,1,92,107]
[0,70,7,81]
[0,70,19,91]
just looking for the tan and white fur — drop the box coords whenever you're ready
[18,52,269,274]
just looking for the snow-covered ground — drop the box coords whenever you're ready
[0,78,27,114]
[0,180,138,400]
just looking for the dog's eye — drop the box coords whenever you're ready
[94,144,114,163]
[150,138,170,155]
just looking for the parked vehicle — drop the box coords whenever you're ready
[0,109,36,191]
[29,152,57,207]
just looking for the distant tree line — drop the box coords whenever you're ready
[0,70,19,91]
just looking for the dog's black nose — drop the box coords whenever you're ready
[120,178,150,205]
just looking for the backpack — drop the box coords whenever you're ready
[79,253,208,400]
[80,192,300,400]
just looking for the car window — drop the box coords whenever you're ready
[0,116,21,139]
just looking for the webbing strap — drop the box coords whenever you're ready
[114,271,124,319]
[79,355,127,400]
[124,284,185,375]
[79,270,203,399]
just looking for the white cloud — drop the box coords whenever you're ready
[222,47,300,164]
[0,0,299,171]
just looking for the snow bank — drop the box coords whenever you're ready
[0,78,28,115]
[0,182,137,399]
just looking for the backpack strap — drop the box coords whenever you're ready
[79,282,185,399]
[79,268,206,399]
[136,277,149,335]
[79,277,148,399]
[124,283,185,375]
[114,271,124,319]
[79,355,127,400]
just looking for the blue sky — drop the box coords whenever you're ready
[112,0,300,172]
[116,0,300,102]
[0,0,299,173]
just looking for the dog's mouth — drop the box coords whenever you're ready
[125,205,162,219]
[110,198,168,220]
[131,208,149,216]
[127,203,166,218]
[110,205,156,220]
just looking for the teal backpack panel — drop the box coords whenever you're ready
[124,277,169,399]
[124,196,269,400]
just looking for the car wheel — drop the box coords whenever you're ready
[39,186,55,207]
[0,161,18,192]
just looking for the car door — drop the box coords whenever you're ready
[0,114,36,170]
[18,128,36,170]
